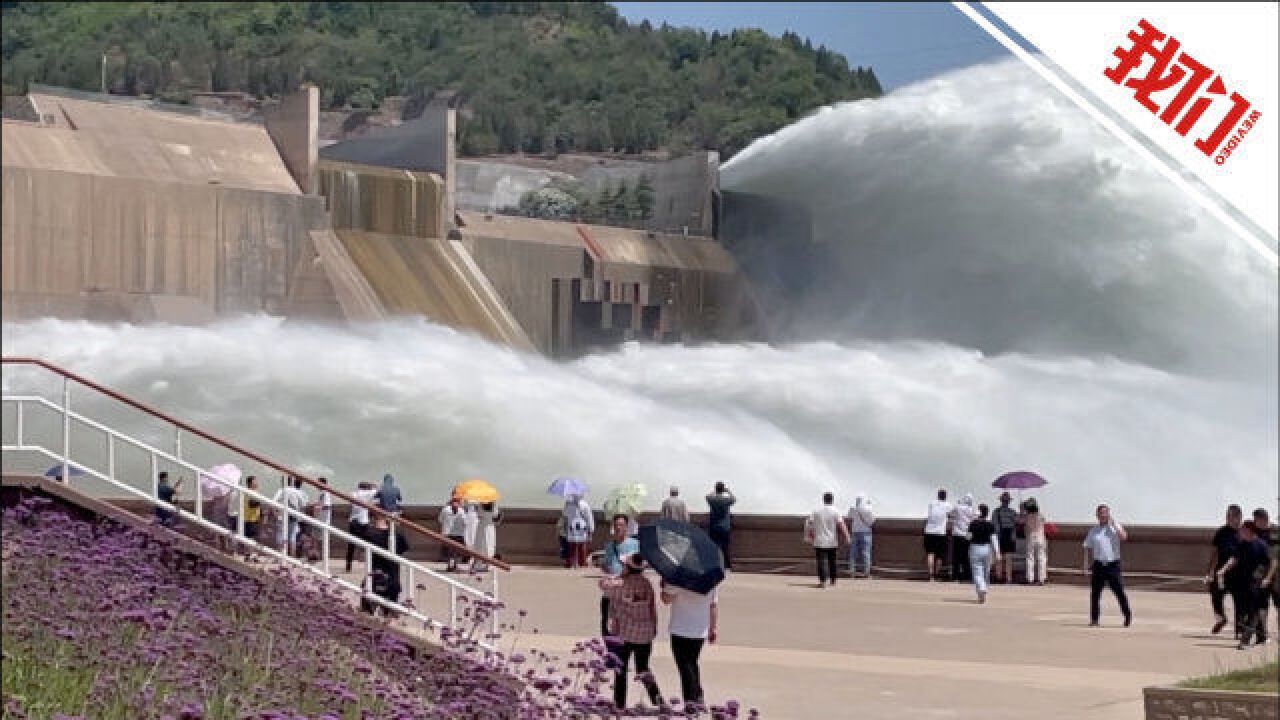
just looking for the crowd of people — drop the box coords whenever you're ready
[157,469,1277,711]
[1207,505,1278,650]
[552,484,734,710]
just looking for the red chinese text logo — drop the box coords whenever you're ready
[1105,19,1262,166]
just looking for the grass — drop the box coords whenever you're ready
[1179,659,1279,694]
[1,495,756,719]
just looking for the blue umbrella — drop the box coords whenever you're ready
[44,463,87,478]
[637,518,725,595]
[547,476,588,498]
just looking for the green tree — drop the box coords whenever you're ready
[633,175,655,223]
[0,1,884,160]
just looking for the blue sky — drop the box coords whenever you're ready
[612,2,1010,91]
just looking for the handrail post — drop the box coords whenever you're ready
[60,376,70,485]
[193,465,203,522]
[450,585,458,628]
[174,428,182,460]
[150,453,158,504]
[107,436,115,483]
[491,569,499,637]
[16,400,24,448]
[322,520,331,576]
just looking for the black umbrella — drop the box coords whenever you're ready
[637,518,725,595]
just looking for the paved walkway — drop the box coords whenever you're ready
[495,567,1275,719]
[278,555,1276,719]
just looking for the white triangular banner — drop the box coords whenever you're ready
[957,2,1277,258]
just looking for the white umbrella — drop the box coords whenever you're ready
[200,463,242,500]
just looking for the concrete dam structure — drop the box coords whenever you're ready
[1,84,759,356]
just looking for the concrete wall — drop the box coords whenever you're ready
[318,99,456,222]
[237,504,1210,588]
[581,152,719,237]
[1,165,328,322]
[457,228,585,354]
[455,153,720,237]
[454,160,575,214]
[318,159,446,239]
[263,85,319,194]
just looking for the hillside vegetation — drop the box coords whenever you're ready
[0,1,882,157]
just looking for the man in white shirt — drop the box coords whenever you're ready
[660,582,718,706]
[272,477,310,558]
[316,477,333,526]
[923,489,953,582]
[950,494,977,582]
[661,486,690,523]
[1082,503,1132,627]
[806,492,851,587]
[438,496,469,572]
[345,481,378,573]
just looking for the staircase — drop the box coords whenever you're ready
[0,356,507,645]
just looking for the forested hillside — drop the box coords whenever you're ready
[0,1,882,157]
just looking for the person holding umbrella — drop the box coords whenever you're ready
[637,518,725,708]
[661,579,718,707]
[563,492,595,569]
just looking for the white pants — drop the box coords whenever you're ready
[1025,539,1048,583]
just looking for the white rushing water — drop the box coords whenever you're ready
[2,59,1275,523]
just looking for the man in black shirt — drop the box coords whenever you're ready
[1252,508,1278,641]
[1216,520,1271,650]
[1205,504,1242,635]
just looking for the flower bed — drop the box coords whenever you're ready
[1,496,754,719]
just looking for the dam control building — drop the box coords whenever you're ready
[1,84,761,356]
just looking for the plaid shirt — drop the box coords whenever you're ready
[601,572,658,644]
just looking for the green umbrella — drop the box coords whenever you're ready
[603,483,647,517]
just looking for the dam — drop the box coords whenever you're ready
[1,83,760,357]
[2,59,1275,524]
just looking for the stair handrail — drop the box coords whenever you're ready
[0,356,509,571]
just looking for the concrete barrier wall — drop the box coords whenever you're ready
[112,500,1204,582]
[2,166,328,321]
[318,160,445,239]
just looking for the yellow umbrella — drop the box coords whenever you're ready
[453,478,500,503]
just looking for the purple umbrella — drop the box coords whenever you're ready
[992,471,1047,490]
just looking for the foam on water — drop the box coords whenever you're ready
[0,313,1272,524]
[2,59,1274,523]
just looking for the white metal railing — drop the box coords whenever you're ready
[1,375,502,646]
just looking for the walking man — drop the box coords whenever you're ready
[599,554,664,709]
[1083,503,1132,627]
[1217,519,1272,649]
[661,486,690,523]
[601,514,639,636]
[1205,504,1242,635]
[950,494,977,582]
[806,492,850,587]
[661,580,718,707]
[438,496,468,572]
[1252,508,1278,640]
[923,489,953,581]
[706,482,736,570]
